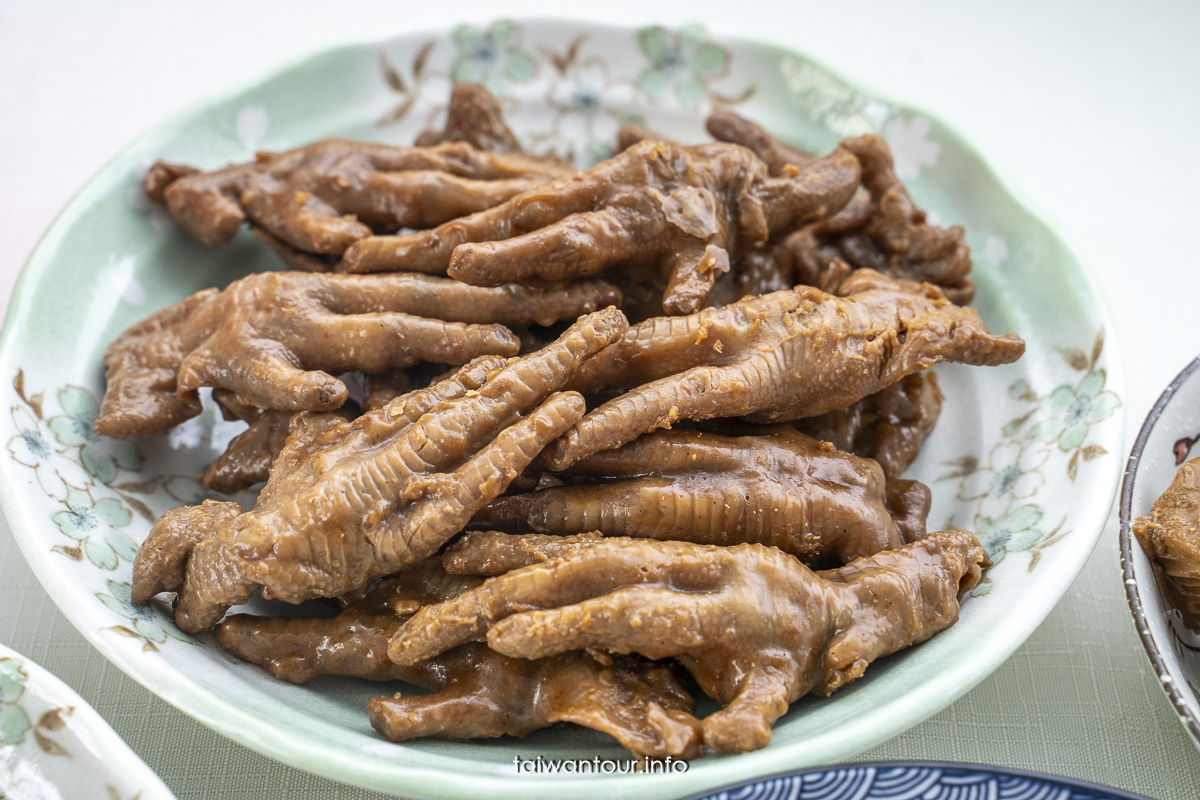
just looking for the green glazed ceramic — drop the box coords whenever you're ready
[0,18,1123,799]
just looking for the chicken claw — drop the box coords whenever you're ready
[144,138,572,254]
[473,425,909,566]
[1133,458,1200,630]
[545,270,1024,469]
[130,308,629,633]
[787,134,975,303]
[96,271,620,437]
[416,83,552,161]
[796,371,944,482]
[341,140,861,315]
[705,110,816,175]
[215,561,700,758]
[391,530,987,753]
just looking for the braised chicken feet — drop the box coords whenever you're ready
[796,371,944,482]
[131,308,628,632]
[788,134,975,303]
[473,425,908,566]
[341,140,861,314]
[96,270,619,436]
[544,270,1023,469]
[216,563,700,758]
[391,530,987,753]
[144,138,573,254]
[705,110,816,175]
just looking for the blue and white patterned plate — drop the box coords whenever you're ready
[682,762,1147,800]
[0,17,1123,800]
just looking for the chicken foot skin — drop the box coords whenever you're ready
[705,110,816,175]
[473,426,906,567]
[341,140,861,315]
[96,270,619,437]
[545,269,1024,469]
[796,371,944,482]
[131,308,629,633]
[215,565,700,758]
[144,138,573,254]
[785,134,975,303]
[391,530,987,753]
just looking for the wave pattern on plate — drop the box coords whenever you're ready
[700,765,1127,800]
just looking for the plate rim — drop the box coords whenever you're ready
[0,16,1127,798]
[1118,354,1200,745]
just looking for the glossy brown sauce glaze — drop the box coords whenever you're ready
[131,310,626,633]
[216,559,699,758]
[474,426,905,567]
[390,531,987,754]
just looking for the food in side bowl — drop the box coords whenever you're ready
[1133,456,1200,630]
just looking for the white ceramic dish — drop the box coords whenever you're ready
[0,18,1123,799]
[0,643,175,800]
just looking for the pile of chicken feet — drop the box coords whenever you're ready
[102,84,1021,760]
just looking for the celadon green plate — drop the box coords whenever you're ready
[0,18,1123,799]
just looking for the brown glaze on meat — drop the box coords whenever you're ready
[472,426,903,567]
[214,558,700,758]
[369,646,701,758]
[706,110,816,175]
[365,369,411,411]
[885,479,933,544]
[729,239,801,299]
[788,135,975,303]
[390,531,987,754]
[131,499,244,603]
[443,531,605,576]
[615,123,668,152]
[199,409,293,493]
[220,610,701,758]
[417,83,541,162]
[335,557,488,614]
[95,271,620,437]
[144,138,573,255]
[544,270,1024,469]
[1134,458,1200,631]
[248,224,338,272]
[796,371,944,481]
[130,309,628,633]
[340,140,861,315]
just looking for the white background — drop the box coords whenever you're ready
[1,2,1199,798]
